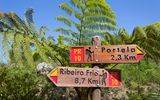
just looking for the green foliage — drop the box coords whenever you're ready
[0,65,42,100]
[106,22,160,63]
[56,0,117,45]
[102,22,160,99]
[0,64,67,100]
[102,60,160,99]
[0,9,64,66]
[122,61,160,99]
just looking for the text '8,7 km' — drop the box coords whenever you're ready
[48,67,121,87]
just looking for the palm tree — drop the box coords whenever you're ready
[130,24,160,63]
[107,23,160,63]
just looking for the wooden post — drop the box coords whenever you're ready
[91,36,101,100]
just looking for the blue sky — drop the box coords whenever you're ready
[1,0,160,37]
[1,0,160,63]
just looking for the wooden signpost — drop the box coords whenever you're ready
[48,67,121,87]
[48,35,146,100]
[70,45,145,64]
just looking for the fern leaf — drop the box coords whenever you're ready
[59,3,74,16]
[84,15,117,26]
[70,0,85,11]
[24,8,38,34]
[55,27,79,39]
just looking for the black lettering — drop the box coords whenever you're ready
[127,46,129,52]
[102,47,105,52]
[81,78,85,84]
[94,72,99,76]
[76,71,80,75]
[113,49,116,52]
[125,55,129,60]
[117,48,120,52]
[111,55,114,60]
[92,80,98,84]
[67,69,70,75]
[106,49,111,53]
[121,48,125,53]
[80,71,84,75]
[86,70,90,75]
[131,48,135,52]
[129,56,136,60]
[60,68,64,74]
[71,71,74,75]
[75,78,79,84]
[125,55,136,60]
[117,55,121,60]
[88,78,92,84]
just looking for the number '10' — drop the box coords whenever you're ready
[75,56,82,61]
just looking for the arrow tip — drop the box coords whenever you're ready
[136,46,145,61]
[48,68,58,85]
[137,54,144,61]
[50,69,58,76]
[50,76,58,84]
[136,47,143,55]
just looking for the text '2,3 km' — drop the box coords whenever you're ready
[70,45,145,64]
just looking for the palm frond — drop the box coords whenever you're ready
[141,42,160,61]
[39,26,48,35]
[0,22,15,32]
[84,21,117,31]
[1,32,13,63]
[22,36,34,65]
[47,36,55,43]
[85,6,116,19]
[70,0,85,11]
[85,1,116,18]
[84,15,117,26]
[12,34,24,66]
[0,13,15,27]
[0,12,33,34]
[56,16,73,27]
[13,13,33,34]
[60,2,83,20]
[74,11,82,21]
[55,27,79,39]
[145,25,159,39]
[7,13,25,33]
[131,26,146,43]
[55,27,70,35]
[0,13,18,32]
[24,8,38,34]
[56,15,80,30]
[6,12,32,34]
[146,38,160,49]
[59,3,74,16]
[104,31,114,44]
[62,35,78,45]
[82,29,109,37]
[118,28,130,43]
